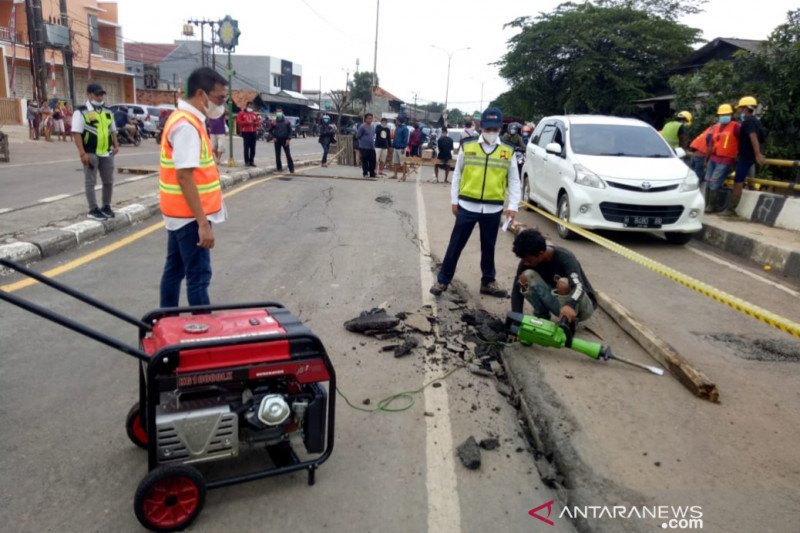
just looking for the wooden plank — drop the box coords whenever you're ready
[596,290,720,402]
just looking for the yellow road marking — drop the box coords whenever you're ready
[0,169,318,293]
[521,201,800,338]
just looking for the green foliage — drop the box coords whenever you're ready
[421,102,446,113]
[595,0,708,20]
[497,2,700,119]
[446,108,464,125]
[349,72,378,110]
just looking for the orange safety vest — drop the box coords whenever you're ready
[689,126,713,155]
[159,110,222,218]
[710,121,739,159]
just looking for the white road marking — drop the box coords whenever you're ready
[0,151,161,170]
[39,194,71,203]
[0,207,12,214]
[415,178,462,532]
[688,245,800,298]
[121,174,155,183]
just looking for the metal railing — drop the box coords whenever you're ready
[99,47,118,61]
[747,159,800,192]
[0,26,25,43]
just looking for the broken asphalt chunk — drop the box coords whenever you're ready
[479,437,500,451]
[394,336,420,358]
[344,308,401,333]
[457,436,482,470]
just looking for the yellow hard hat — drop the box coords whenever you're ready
[737,96,758,108]
[676,111,693,125]
[717,103,734,115]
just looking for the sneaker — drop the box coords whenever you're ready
[480,281,508,298]
[100,205,115,218]
[87,208,107,221]
[429,282,448,296]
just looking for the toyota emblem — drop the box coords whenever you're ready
[641,181,652,190]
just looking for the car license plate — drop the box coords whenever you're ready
[623,216,662,228]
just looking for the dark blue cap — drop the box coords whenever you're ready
[86,83,106,95]
[481,107,503,129]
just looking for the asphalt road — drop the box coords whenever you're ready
[0,135,323,211]
[0,170,574,533]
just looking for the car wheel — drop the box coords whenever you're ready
[664,232,695,245]
[556,194,577,240]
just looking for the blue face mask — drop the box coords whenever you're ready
[322,118,329,123]
[740,113,747,121]
[719,116,732,124]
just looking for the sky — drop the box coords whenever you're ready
[118,0,797,113]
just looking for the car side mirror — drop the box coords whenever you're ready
[545,142,562,156]
[674,147,687,159]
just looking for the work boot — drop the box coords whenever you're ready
[480,281,508,298]
[429,282,448,296]
[704,190,719,213]
[721,193,741,217]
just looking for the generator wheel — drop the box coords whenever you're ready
[134,465,206,532]
[125,402,148,449]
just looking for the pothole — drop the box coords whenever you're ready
[702,333,800,362]
[278,176,293,181]
[315,226,329,232]
[375,195,393,204]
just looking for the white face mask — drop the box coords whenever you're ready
[92,99,104,107]
[246,107,253,112]
[204,93,226,119]
[482,132,498,144]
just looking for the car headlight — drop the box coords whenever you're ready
[574,164,606,189]
[680,169,699,192]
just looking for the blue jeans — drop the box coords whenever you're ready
[437,206,502,286]
[320,141,330,164]
[689,155,706,183]
[705,160,732,191]
[159,221,212,307]
[521,270,594,322]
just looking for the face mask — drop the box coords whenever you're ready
[204,93,225,119]
[740,113,747,121]
[482,132,498,144]
[719,116,732,124]
[276,113,284,120]
[92,99,104,107]
[323,118,329,123]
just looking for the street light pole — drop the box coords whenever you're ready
[431,45,470,126]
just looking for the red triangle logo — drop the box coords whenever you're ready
[529,500,555,526]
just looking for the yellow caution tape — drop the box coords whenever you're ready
[520,201,800,339]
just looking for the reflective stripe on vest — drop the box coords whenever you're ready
[689,126,713,154]
[80,107,113,154]
[159,110,222,218]
[711,122,739,159]
[660,121,682,148]
[458,141,513,205]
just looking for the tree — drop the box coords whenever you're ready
[329,90,351,131]
[446,108,464,126]
[349,72,377,112]
[595,0,708,19]
[421,102,445,113]
[497,2,701,119]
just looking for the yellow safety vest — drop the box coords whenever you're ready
[458,140,513,204]
[660,121,683,148]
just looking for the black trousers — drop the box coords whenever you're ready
[274,137,294,172]
[242,132,257,164]
[360,148,376,177]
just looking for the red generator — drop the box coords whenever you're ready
[0,259,336,532]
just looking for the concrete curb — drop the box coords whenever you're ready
[0,158,319,269]
[698,220,800,281]
[735,189,800,231]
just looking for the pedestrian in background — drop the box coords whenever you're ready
[374,117,390,175]
[52,102,67,142]
[726,96,767,216]
[357,112,377,178]
[660,111,692,151]
[392,117,410,181]
[207,111,227,163]
[408,123,422,157]
[236,101,260,167]
[158,67,228,308]
[71,83,119,221]
[430,107,520,299]
[463,119,479,141]
[270,107,294,173]
[688,122,714,195]
[434,127,454,183]
[40,100,53,142]
[27,99,40,140]
[318,114,336,167]
[704,104,740,212]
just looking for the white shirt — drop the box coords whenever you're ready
[71,100,118,157]
[162,100,228,231]
[450,133,521,214]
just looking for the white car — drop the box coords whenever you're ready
[521,115,704,245]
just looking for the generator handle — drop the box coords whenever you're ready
[0,258,151,331]
[0,288,151,362]
[140,301,286,325]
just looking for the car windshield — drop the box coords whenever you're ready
[570,124,674,158]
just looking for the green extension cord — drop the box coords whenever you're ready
[336,365,464,413]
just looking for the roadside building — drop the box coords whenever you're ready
[0,0,134,124]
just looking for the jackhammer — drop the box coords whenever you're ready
[505,312,664,376]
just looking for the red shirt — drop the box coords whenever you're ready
[236,111,261,133]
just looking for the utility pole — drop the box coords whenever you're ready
[59,0,75,104]
[27,0,48,102]
[413,92,418,121]
[372,0,379,89]
[188,19,218,70]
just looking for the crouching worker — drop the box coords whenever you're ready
[510,229,597,326]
